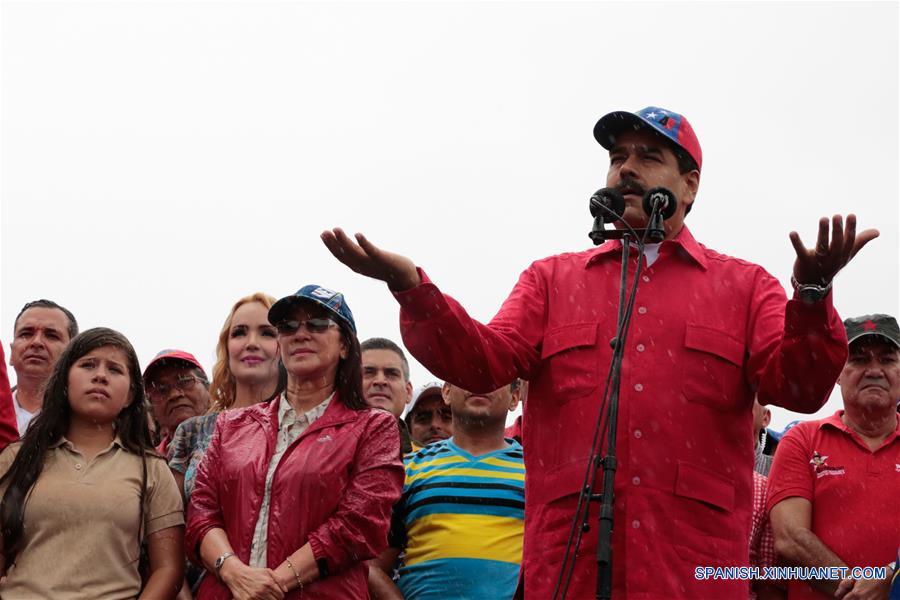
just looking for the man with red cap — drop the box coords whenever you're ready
[144,349,211,456]
[322,106,878,598]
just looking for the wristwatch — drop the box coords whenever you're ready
[791,276,833,304]
[214,551,236,581]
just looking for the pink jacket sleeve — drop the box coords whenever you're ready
[185,419,225,563]
[0,343,19,451]
[307,409,404,573]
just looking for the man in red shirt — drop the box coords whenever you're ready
[768,314,900,599]
[322,106,879,598]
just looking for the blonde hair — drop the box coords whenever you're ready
[208,292,277,412]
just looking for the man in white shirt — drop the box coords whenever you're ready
[9,299,78,433]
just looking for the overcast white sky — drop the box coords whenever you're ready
[2,1,898,431]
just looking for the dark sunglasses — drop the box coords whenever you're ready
[276,317,338,336]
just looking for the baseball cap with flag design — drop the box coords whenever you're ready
[593,106,703,172]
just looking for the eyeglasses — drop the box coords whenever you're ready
[275,317,338,336]
[148,375,202,398]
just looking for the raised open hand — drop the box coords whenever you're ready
[789,214,879,285]
[321,228,421,292]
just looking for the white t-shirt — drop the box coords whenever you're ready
[13,391,38,435]
[624,240,662,266]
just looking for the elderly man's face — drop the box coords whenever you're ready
[838,337,900,413]
[606,128,699,238]
[145,363,210,435]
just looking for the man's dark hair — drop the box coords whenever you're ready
[14,299,79,340]
[361,337,410,381]
[672,147,699,215]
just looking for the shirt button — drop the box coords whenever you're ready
[637,306,647,314]
[74,464,82,470]
[634,429,642,439]
[634,383,644,392]
[642,275,650,283]
[632,520,641,529]
[636,344,645,352]
[632,476,641,486]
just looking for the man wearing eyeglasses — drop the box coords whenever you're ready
[143,349,211,456]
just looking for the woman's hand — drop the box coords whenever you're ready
[220,558,286,600]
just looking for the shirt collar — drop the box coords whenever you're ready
[820,409,900,441]
[278,391,333,423]
[585,225,708,271]
[49,434,126,451]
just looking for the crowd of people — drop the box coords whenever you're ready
[0,105,897,600]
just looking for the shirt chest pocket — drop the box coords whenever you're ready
[540,322,600,403]
[682,323,746,411]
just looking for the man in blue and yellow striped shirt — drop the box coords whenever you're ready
[389,380,525,600]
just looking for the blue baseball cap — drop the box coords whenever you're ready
[593,106,703,171]
[770,420,802,442]
[268,285,357,334]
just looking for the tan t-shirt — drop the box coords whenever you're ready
[0,438,184,599]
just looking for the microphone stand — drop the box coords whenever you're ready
[553,200,660,600]
[594,231,630,600]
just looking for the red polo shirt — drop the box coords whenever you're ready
[395,225,847,599]
[767,410,900,599]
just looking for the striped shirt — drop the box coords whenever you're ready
[394,437,525,600]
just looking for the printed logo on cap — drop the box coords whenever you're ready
[311,287,338,301]
[642,108,679,132]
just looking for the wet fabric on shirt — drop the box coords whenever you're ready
[249,392,331,567]
[169,412,220,500]
[394,438,525,600]
[394,225,847,599]
[767,411,900,600]
[0,439,183,599]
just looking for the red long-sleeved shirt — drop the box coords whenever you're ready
[0,343,20,451]
[395,226,846,599]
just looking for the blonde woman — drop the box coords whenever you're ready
[168,292,281,501]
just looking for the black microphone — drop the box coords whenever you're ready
[590,188,626,219]
[588,188,625,245]
[641,187,677,219]
[641,187,677,243]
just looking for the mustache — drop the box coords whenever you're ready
[615,177,646,197]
